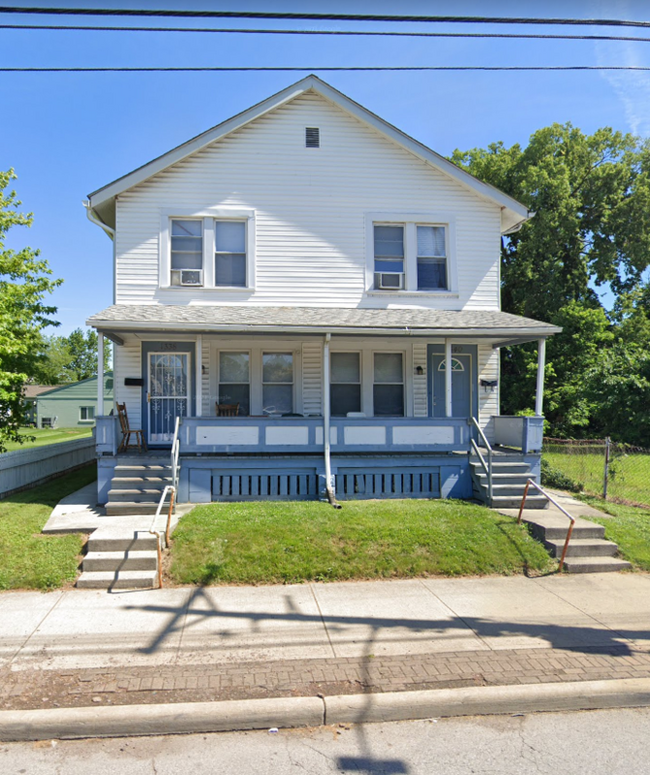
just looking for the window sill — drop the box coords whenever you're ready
[365,290,459,298]
[161,286,254,292]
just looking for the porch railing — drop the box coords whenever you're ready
[171,416,180,496]
[470,416,493,504]
[178,416,472,455]
[149,484,176,589]
[493,416,544,454]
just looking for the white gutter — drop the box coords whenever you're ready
[84,200,115,239]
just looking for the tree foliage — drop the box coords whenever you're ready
[37,328,110,385]
[451,124,650,442]
[0,169,61,451]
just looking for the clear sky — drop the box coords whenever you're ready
[3,0,650,334]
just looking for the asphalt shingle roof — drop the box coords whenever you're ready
[87,305,560,337]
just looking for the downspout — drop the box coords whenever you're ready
[322,333,341,509]
[84,200,115,239]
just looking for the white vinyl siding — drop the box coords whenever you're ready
[113,340,142,430]
[114,92,501,310]
[478,344,499,442]
[301,341,322,416]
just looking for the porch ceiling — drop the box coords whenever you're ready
[87,305,561,344]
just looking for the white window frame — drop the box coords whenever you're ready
[79,405,95,422]
[261,352,295,415]
[329,350,363,417]
[365,212,458,296]
[372,351,406,417]
[217,350,252,415]
[159,208,256,290]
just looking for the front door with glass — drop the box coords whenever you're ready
[147,352,191,444]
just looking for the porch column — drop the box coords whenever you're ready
[444,339,453,418]
[535,337,546,416]
[97,332,104,416]
[196,334,203,417]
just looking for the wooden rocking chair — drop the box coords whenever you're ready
[116,402,147,453]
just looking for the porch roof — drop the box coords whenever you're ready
[87,305,560,343]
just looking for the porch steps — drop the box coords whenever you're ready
[105,460,172,517]
[521,512,631,573]
[469,455,548,510]
[77,525,161,590]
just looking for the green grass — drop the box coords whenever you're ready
[0,466,96,590]
[544,451,650,506]
[579,495,650,571]
[169,499,556,585]
[3,427,93,452]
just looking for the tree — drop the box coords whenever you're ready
[0,169,61,451]
[37,328,110,384]
[451,125,650,438]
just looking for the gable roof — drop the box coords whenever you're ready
[87,75,530,234]
[35,372,114,399]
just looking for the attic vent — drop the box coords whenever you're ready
[305,127,320,148]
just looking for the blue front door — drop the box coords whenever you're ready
[431,354,472,418]
[147,351,191,445]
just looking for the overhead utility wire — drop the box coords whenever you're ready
[5,65,650,72]
[4,23,650,44]
[2,7,650,30]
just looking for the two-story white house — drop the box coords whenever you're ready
[86,76,559,513]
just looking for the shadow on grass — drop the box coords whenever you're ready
[493,518,557,578]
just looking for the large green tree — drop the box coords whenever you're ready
[451,125,650,439]
[37,328,110,384]
[0,170,61,451]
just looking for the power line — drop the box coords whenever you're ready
[3,65,650,72]
[3,22,650,45]
[1,7,650,30]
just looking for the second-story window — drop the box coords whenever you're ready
[417,225,447,290]
[170,219,203,286]
[215,220,247,287]
[373,225,404,290]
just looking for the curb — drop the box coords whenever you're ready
[1,678,650,742]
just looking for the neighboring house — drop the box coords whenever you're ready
[36,373,114,429]
[86,76,559,508]
[22,385,58,426]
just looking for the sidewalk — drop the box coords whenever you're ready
[2,574,650,713]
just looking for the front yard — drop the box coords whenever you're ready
[168,499,556,585]
[3,427,93,452]
[0,466,94,590]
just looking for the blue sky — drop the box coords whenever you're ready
[3,0,650,334]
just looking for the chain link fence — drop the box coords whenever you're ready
[542,437,650,509]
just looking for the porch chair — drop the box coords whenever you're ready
[116,402,147,453]
[216,402,240,417]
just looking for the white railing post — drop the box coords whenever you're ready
[444,339,453,418]
[97,332,104,417]
[471,416,493,504]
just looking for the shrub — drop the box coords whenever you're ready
[540,457,583,492]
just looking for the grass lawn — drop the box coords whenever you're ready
[544,451,650,507]
[579,496,650,571]
[0,466,96,590]
[169,499,555,585]
[3,427,93,452]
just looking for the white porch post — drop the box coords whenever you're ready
[322,333,334,499]
[444,339,453,418]
[97,332,104,416]
[535,337,546,416]
[196,334,203,417]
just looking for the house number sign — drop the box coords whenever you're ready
[160,343,178,351]
[452,345,465,353]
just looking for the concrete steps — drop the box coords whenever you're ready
[470,455,547,510]
[77,524,161,590]
[104,460,172,517]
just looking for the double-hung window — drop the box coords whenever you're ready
[370,216,451,293]
[373,353,404,416]
[170,219,203,286]
[330,352,361,416]
[215,220,247,287]
[79,406,95,421]
[218,352,250,416]
[416,225,447,290]
[262,353,294,414]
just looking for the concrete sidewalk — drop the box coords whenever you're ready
[2,573,650,715]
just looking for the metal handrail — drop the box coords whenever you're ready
[470,417,493,504]
[517,478,576,572]
[148,484,176,589]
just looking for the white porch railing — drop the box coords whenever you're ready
[493,416,544,454]
[470,416,493,504]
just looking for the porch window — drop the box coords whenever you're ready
[262,353,294,414]
[170,219,203,286]
[373,353,404,416]
[79,406,95,421]
[417,225,447,290]
[330,352,361,416]
[218,352,250,415]
[215,220,246,287]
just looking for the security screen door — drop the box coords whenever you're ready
[147,352,190,444]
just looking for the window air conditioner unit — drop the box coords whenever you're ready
[375,272,404,290]
[175,269,203,286]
